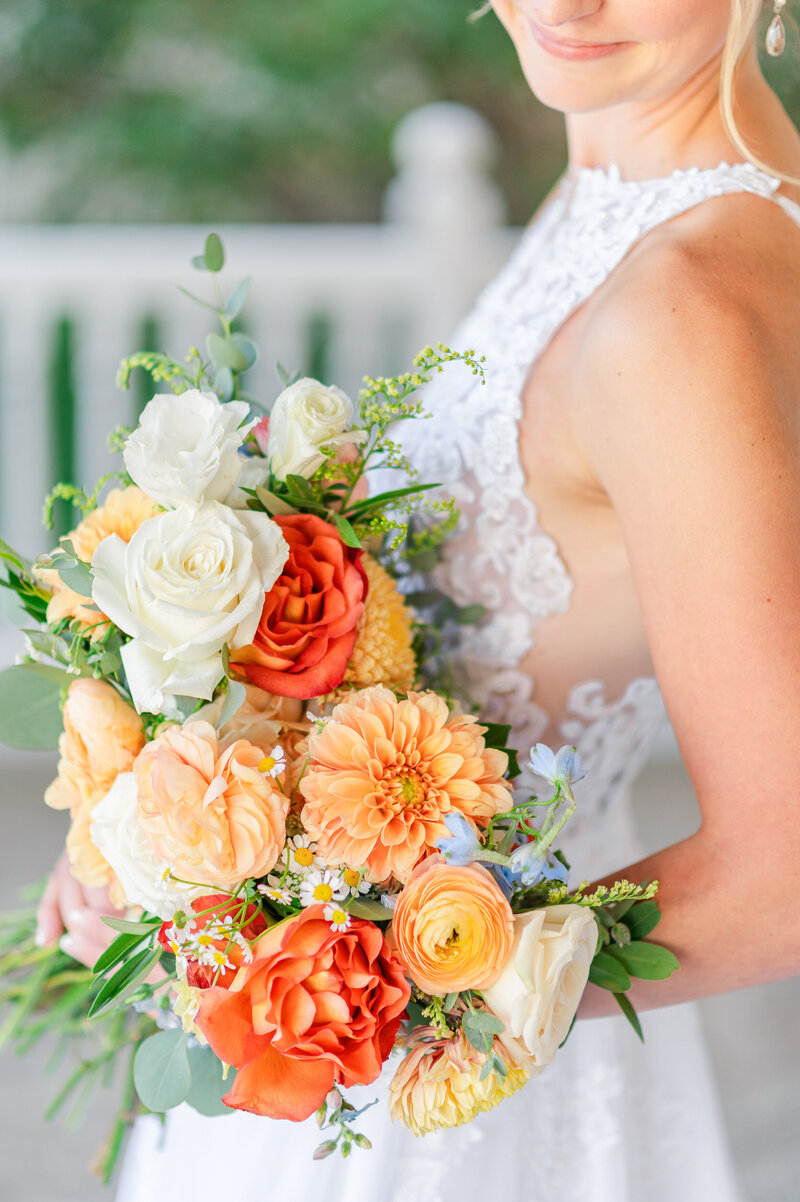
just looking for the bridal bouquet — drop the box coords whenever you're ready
[0,236,677,1174]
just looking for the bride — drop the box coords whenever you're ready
[39,1,800,1198]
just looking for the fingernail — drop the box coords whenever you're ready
[34,927,47,948]
[66,909,86,929]
[59,934,76,958]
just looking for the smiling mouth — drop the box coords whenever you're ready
[525,16,632,60]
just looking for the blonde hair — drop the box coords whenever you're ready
[473,1,800,184]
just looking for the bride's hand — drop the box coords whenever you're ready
[35,851,123,969]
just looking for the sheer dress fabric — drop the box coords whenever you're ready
[116,160,800,1202]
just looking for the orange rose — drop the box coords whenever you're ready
[45,679,145,892]
[158,893,269,990]
[390,858,514,994]
[195,906,410,1120]
[230,514,367,699]
[134,722,288,890]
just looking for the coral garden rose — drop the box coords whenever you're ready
[390,857,514,994]
[195,905,410,1120]
[482,905,598,1071]
[134,721,289,890]
[123,391,252,510]
[92,501,289,713]
[45,679,145,893]
[37,487,159,638]
[299,686,513,883]
[230,513,367,700]
[388,1026,529,1136]
[344,555,416,689]
[90,772,205,916]
[158,893,269,990]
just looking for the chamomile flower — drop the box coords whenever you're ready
[282,833,323,873]
[323,903,352,933]
[257,882,293,905]
[338,865,371,898]
[258,745,286,779]
[299,868,348,908]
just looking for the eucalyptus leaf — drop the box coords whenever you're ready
[0,666,63,750]
[56,561,94,598]
[15,661,73,686]
[176,286,220,315]
[461,1008,504,1054]
[230,333,258,370]
[185,1045,233,1117]
[207,333,249,374]
[218,679,246,727]
[607,941,680,981]
[191,254,210,272]
[133,1030,192,1112]
[224,276,251,321]
[588,950,632,993]
[214,365,235,402]
[204,233,225,272]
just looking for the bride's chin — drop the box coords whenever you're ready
[516,57,646,116]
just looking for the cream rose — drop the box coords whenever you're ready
[91,502,289,714]
[124,391,252,509]
[482,904,598,1071]
[268,378,361,480]
[89,773,204,917]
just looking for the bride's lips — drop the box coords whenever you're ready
[526,16,632,61]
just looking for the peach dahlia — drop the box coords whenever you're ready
[299,686,513,883]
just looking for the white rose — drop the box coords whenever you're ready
[90,773,204,917]
[483,904,597,1071]
[268,378,362,480]
[124,390,252,509]
[225,455,271,510]
[91,502,289,714]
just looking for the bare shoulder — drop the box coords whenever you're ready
[573,189,800,460]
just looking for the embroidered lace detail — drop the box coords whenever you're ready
[387,159,787,805]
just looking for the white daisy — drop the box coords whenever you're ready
[258,745,287,779]
[299,868,348,908]
[282,833,323,873]
[257,882,293,905]
[323,903,352,933]
[337,865,371,898]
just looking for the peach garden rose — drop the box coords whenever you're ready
[133,721,289,890]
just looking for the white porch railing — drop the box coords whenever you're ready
[0,102,514,558]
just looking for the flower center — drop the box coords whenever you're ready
[342,868,361,888]
[313,882,334,902]
[294,846,314,867]
[258,755,277,773]
[392,769,428,809]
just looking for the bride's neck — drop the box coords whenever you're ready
[564,44,782,181]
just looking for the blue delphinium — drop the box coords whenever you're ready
[433,811,483,865]
[528,743,585,788]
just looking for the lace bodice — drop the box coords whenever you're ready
[389,160,800,862]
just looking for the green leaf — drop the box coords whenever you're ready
[214,366,235,402]
[0,665,63,750]
[88,947,158,1016]
[611,922,632,946]
[285,474,313,498]
[218,679,246,728]
[176,286,220,315]
[588,950,632,993]
[347,898,392,921]
[333,513,362,549]
[443,992,459,1012]
[204,233,225,273]
[185,1046,234,1117]
[207,333,248,374]
[56,560,94,598]
[255,487,297,517]
[15,661,73,686]
[92,932,149,977]
[456,604,486,626]
[133,1030,192,1112]
[481,722,512,749]
[101,916,161,936]
[230,333,257,370]
[224,277,251,321]
[461,1008,504,1054]
[607,941,680,981]
[613,991,644,1042]
[0,537,31,576]
[191,254,210,272]
[622,900,661,940]
[345,482,438,518]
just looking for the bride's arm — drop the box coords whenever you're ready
[571,201,800,1016]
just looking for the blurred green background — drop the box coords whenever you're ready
[0,0,571,224]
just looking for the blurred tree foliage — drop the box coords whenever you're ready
[0,0,566,224]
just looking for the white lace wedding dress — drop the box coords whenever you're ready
[117,160,800,1202]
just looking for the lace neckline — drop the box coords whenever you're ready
[567,158,782,193]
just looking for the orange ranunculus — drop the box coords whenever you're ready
[390,857,514,995]
[37,486,158,638]
[158,893,269,990]
[195,905,410,1121]
[134,721,288,890]
[44,678,145,892]
[229,514,368,699]
[299,686,514,884]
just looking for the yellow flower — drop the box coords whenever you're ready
[37,487,158,638]
[170,979,208,1044]
[345,555,416,688]
[389,1027,529,1136]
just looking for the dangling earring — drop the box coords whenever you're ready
[766,0,787,57]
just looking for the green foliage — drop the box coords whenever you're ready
[0,665,64,749]
[461,1007,504,1054]
[133,1030,192,1112]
